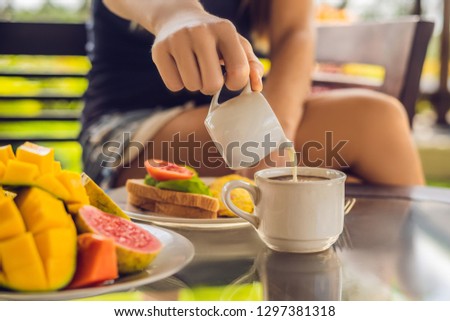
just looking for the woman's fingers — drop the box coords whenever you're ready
[215,22,249,91]
[151,42,184,92]
[239,36,264,92]
[170,36,203,92]
[152,18,263,94]
[190,26,224,95]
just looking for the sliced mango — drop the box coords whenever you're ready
[0,142,130,292]
[35,173,71,201]
[53,161,62,174]
[66,203,84,215]
[34,228,77,289]
[0,162,5,180]
[0,187,77,292]
[0,197,26,241]
[16,142,54,175]
[0,241,3,270]
[57,170,90,208]
[15,188,69,234]
[1,233,48,291]
[1,160,39,185]
[0,145,15,165]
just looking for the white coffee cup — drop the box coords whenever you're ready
[204,82,291,170]
[222,167,346,253]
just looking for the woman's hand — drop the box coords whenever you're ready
[152,13,263,95]
[103,0,263,95]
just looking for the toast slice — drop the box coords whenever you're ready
[126,179,219,219]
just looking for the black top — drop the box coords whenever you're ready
[82,0,252,129]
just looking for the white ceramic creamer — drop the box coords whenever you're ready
[204,82,291,170]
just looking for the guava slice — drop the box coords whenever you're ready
[76,205,162,274]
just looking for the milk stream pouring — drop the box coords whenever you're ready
[204,82,298,181]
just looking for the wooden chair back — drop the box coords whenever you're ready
[314,17,434,124]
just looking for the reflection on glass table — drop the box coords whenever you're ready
[106,186,450,301]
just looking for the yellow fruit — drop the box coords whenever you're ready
[0,197,26,241]
[57,170,90,206]
[0,142,133,291]
[81,172,130,220]
[1,233,47,291]
[0,145,15,165]
[34,228,77,289]
[66,203,84,215]
[0,162,5,180]
[53,161,62,174]
[1,160,39,185]
[0,143,90,214]
[15,188,69,234]
[16,142,54,175]
[35,173,71,201]
[0,187,77,292]
[209,174,255,217]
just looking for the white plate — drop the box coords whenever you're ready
[0,224,194,301]
[124,204,249,230]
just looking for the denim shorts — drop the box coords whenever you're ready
[79,104,192,189]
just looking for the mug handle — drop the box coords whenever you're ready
[209,81,252,114]
[222,180,260,228]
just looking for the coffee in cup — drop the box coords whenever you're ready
[222,167,346,253]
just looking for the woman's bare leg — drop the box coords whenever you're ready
[296,89,424,185]
[115,88,425,187]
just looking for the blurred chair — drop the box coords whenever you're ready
[313,16,434,125]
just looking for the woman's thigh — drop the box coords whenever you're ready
[116,88,424,186]
[297,88,424,185]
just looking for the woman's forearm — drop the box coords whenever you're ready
[263,29,315,140]
[103,0,263,95]
[102,0,204,35]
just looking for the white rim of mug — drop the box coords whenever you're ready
[254,167,347,185]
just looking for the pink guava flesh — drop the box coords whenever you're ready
[78,205,161,252]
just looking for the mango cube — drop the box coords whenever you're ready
[0,233,47,291]
[35,173,70,201]
[0,243,3,270]
[34,228,77,289]
[16,142,54,175]
[15,188,68,234]
[1,160,39,185]
[0,145,15,165]
[0,162,5,180]
[34,228,77,260]
[0,198,26,241]
[53,161,62,174]
[57,170,90,205]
